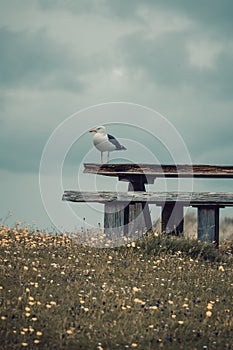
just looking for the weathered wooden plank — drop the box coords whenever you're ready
[62,191,233,206]
[197,206,219,245]
[84,163,233,178]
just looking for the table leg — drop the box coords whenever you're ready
[197,206,219,245]
[123,179,152,236]
[104,202,125,238]
[161,203,184,236]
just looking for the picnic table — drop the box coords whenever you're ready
[63,164,233,245]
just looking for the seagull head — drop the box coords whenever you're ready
[89,126,107,135]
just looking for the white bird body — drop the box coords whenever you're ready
[93,132,116,152]
[89,125,126,163]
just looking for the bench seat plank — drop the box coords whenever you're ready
[63,191,233,206]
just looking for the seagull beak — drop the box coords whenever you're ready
[89,128,97,133]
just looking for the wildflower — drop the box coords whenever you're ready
[23,266,29,271]
[131,242,136,247]
[84,307,89,312]
[34,340,40,344]
[178,320,184,325]
[1,316,7,320]
[36,331,43,336]
[149,305,158,310]
[168,300,174,305]
[207,303,213,310]
[206,311,212,317]
[131,343,138,348]
[133,298,145,305]
[148,325,154,328]
[66,329,73,335]
[218,266,225,272]
[132,287,140,292]
[21,343,28,347]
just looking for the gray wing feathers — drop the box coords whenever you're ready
[107,134,127,150]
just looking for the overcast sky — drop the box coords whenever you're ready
[1,0,233,231]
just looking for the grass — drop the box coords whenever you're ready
[0,224,233,349]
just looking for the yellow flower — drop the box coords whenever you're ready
[133,298,145,305]
[178,320,184,325]
[218,265,225,272]
[131,343,138,348]
[34,340,40,344]
[206,311,212,317]
[149,305,158,310]
[36,331,42,336]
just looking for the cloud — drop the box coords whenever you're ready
[0,27,84,92]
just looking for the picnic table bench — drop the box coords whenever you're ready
[63,164,233,245]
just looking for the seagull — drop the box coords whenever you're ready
[89,125,127,163]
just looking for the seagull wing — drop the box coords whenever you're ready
[107,134,126,150]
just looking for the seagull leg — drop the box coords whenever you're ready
[107,152,110,163]
[101,152,103,164]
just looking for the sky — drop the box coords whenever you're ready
[1,0,233,232]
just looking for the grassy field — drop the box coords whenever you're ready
[0,224,233,349]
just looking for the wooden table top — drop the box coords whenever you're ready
[84,164,233,178]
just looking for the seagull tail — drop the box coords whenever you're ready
[119,145,127,151]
